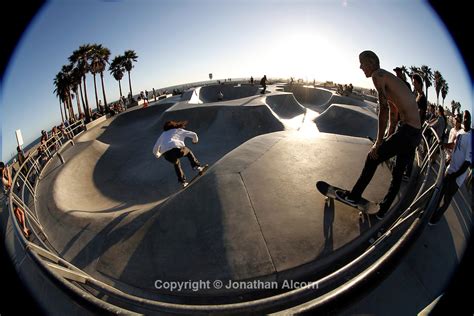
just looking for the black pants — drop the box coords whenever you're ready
[430,174,459,224]
[163,147,200,183]
[261,85,266,94]
[349,124,422,214]
[405,146,416,177]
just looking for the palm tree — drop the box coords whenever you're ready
[69,44,93,122]
[420,65,433,100]
[450,100,456,116]
[123,50,138,100]
[450,100,461,115]
[454,101,461,115]
[98,46,111,113]
[110,55,125,98]
[401,65,409,77]
[409,66,420,77]
[67,65,84,117]
[70,65,87,117]
[53,72,67,122]
[61,64,83,119]
[441,81,449,107]
[53,70,74,121]
[433,70,443,106]
[89,44,103,113]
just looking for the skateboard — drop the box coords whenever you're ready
[316,181,379,215]
[185,164,209,188]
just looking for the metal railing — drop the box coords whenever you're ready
[6,123,447,314]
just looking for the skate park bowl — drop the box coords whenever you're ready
[195,83,262,103]
[4,83,451,314]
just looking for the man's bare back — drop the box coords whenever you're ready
[372,69,421,129]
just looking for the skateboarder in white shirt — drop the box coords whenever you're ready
[153,120,206,188]
[429,110,472,225]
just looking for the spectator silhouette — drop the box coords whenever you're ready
[260,75,267,94]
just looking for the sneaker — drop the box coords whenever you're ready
[195,164,208,174]
[182,181,189,188]
[335,190,359,207]
[195,166,205,173]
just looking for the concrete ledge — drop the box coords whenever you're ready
[85,115,108,131]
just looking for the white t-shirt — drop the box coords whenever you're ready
[447,129,472,187]
[152,128,198,158]
[445,127,461,161]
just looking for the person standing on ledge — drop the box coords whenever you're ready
[335,50,421,219]
[260,75,267,94]
[152,120,206,188]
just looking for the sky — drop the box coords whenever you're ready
[1,0,472,162]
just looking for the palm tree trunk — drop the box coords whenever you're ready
[128,71,132,100]
[93,73,101,113]
[82,75,91,122]
[68,92,75,119]
[79,83,87,117]
[100,71,108,114]
[67,94,75,120]
[59,99,65,123]
[75,90,83,116]
[118,80,123,98]
[63,101,69,122]
[79,82,86,109]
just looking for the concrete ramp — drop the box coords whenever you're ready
[264,93,306,119]
[329,94,369,110]
[283,85,333,109]
[315,104,378,139]
[37,129,392,300]
[46,103,286,215]
[199,84,261,103]
[282,85,372,113]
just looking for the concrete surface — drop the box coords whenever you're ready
[34,87,393,301]
[8,84,470,312]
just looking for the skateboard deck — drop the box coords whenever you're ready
[316,181,379,215]
[185,164,209,187]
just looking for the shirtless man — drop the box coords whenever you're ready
[336,50,421,219]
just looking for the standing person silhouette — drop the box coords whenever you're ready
[335,51,421,219]
[260,75,267,94]
[152,120,207,188]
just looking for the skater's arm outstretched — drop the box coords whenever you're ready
[180,129,199,144]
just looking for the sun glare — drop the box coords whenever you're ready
[269,29,350,83]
